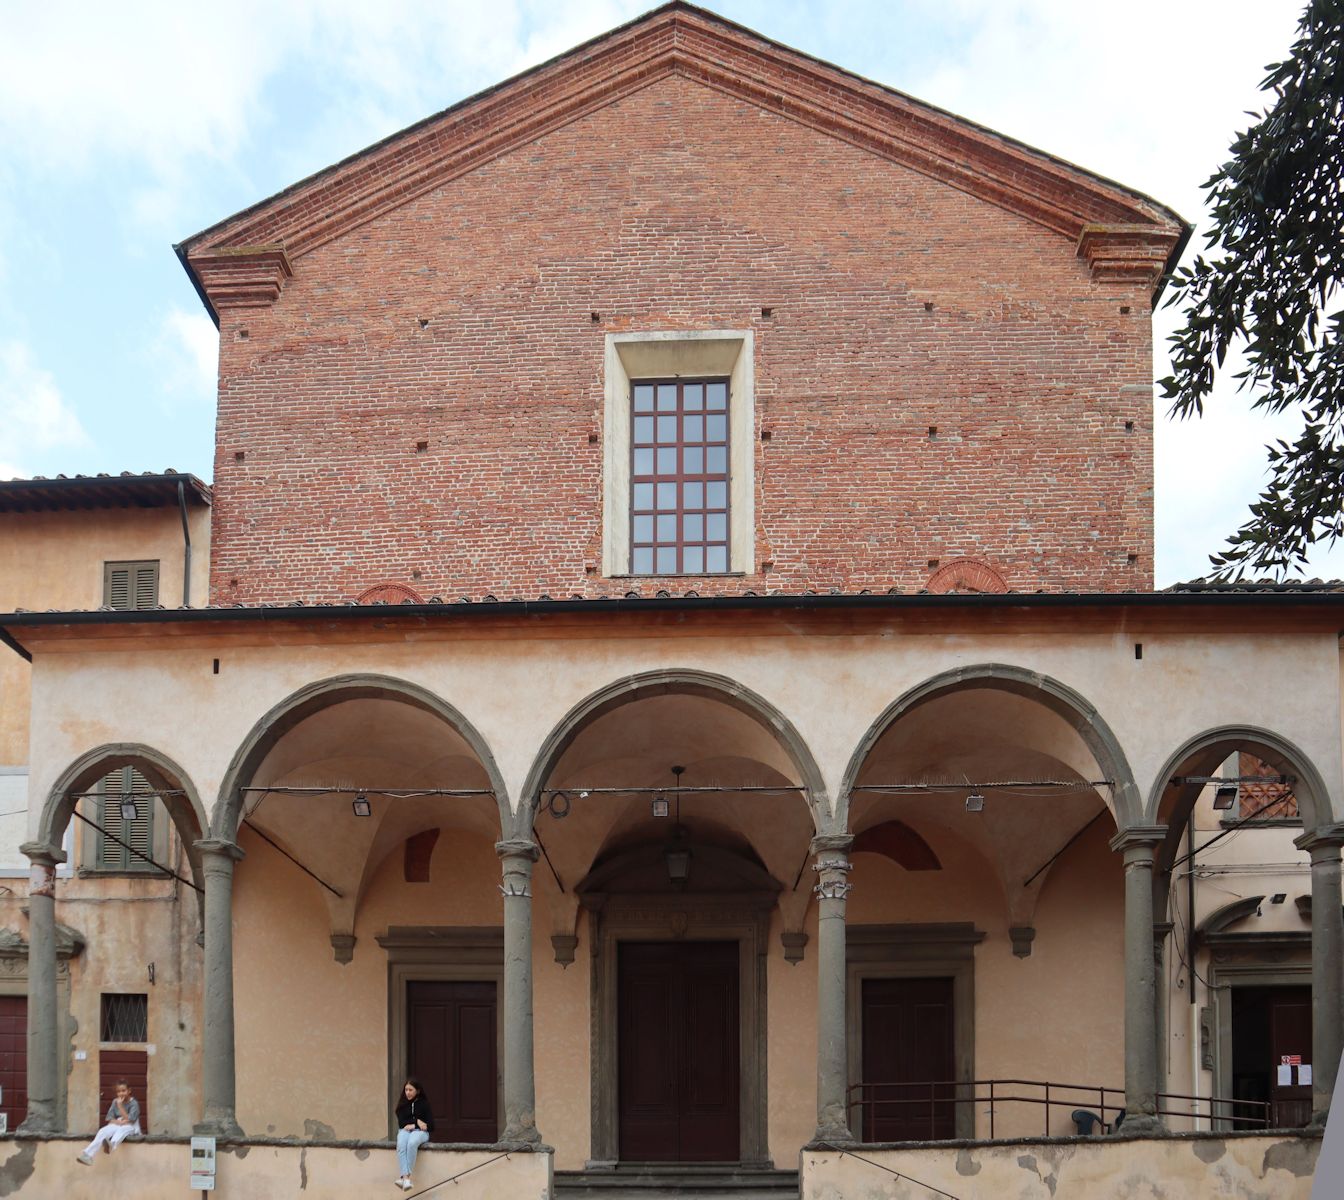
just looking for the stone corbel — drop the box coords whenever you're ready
[330,933,356,965]
[1008,926,1036,958]
[191,244,293,311]
[1076,224,1180,288]
[781,930,808,965]
[548,892,581,967]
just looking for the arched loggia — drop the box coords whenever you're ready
[22,744,208,1135]
[515,668,829,839]
[38,742,210,891]
[838,663,1143,834]
[213,673,511,841]
[1147,725,1342,1127]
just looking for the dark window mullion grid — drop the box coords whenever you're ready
[630,378,730,576]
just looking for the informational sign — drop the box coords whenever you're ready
[190,1135,216,1191]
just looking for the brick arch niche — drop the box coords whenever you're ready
[924,558,1008,594]
[355,582,425,605]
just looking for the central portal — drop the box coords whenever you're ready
[618,941,741,1162]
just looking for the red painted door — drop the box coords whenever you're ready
[0,997,26,1131]
[618,941,740,1162]
[99,1050,149,1131]
[407,981,498,1143]
[861,977,956,1141]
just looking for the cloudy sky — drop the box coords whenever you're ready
[0,0,1327,585]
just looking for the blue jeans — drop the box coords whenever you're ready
[397,1127,430,1176]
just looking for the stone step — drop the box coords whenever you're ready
[554,1166,799,1199]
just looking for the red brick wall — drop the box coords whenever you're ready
[209,73,1155,605]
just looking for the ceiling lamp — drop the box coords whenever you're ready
[964,791,985,813]
[352,793,372,817]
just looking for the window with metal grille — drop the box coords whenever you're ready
[103,560,159,610]
[100,993,148,1043]
[92,767,156,872]
[630,379,730,575]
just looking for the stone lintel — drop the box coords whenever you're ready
[1077,224,1180,287]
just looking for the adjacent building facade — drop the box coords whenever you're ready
[0,5,1335,1196]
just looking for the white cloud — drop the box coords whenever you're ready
[0,340,90,479]
[155,308,219,404]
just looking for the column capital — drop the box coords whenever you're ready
[810,834,854,856]
[496,839,540,863]
[1295,823,1344,857]
[1109,825,1167,857]
[19,841,66,868]
[194,838,245,861]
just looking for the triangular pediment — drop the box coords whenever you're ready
[179,2,1186,319]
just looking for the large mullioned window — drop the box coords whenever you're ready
[629,378,730,575]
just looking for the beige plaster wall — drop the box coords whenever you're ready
[802,1133,1320,1199]
[0,1137,549,1199]
[0,865,202,1136]
[19,617,1344,840]
[232,819,504,1140]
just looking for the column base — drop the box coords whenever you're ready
[1112,1113,1165,1137]
[1309,1107,1332,1131]
[807,1123,855,1149]
[499,1120,544,1149]
[194,1114,245,1139]
[17,1108,60,1136]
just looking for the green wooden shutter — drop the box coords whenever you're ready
[96,768,155,871]
[103,561,159,610]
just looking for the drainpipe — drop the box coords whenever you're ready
[177,479,192,607]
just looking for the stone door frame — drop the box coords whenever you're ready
[581,892,774,1168]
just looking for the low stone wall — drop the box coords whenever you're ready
[0,1135,553,1198]
[801,1132,1320,1199]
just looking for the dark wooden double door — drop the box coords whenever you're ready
[1231,984,1313,1128]
[861,977,956,1142]
[618,941,740,1162]
[407,981,498,1143]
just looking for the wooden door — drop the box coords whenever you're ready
[100,1050,149,1131]
[618,941,739,1162]
[0,997,25,1132]
[406,981,497,1143]
[1268,988,1313,1127]
[861,977,956,1141]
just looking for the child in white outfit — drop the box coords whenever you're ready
[77,1081,141,1164]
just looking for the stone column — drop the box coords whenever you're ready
[1296,824,1344,1126]
[1110,826,1167,1134]
[497,838,542,1146]
[195,839,244,1137]
[19,841,65,1134]
[811,834,854,1144]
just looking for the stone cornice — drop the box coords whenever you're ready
[180,4,1185,317]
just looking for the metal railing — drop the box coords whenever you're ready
[848,1079,1273,1140]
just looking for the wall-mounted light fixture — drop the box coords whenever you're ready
[120,797,138,823]
[651,795,671,819]
[1213,784,1238,810]
[964,791,985,813]
[352,794,372,817]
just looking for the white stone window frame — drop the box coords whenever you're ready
[603,330,755,577]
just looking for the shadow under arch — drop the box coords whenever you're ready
[837,663,1143,833]
[38,743,210,892]
[516,668,829,839]
[212,673,510,843]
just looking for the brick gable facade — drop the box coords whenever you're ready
[190,6,1182,605]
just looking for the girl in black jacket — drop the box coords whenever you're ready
[394,1078,434,1191]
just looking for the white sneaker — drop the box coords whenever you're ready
[76,1154,93,1165]
[401,1182,413,1192]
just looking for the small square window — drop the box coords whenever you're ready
[101,993,148,1043]
[103,561,159,610]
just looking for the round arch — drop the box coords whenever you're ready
[838,663,1143,832]
[1145,724,1334,833]
[212,673,510,842]
[516,668,829,838]
[37,743,211,890]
